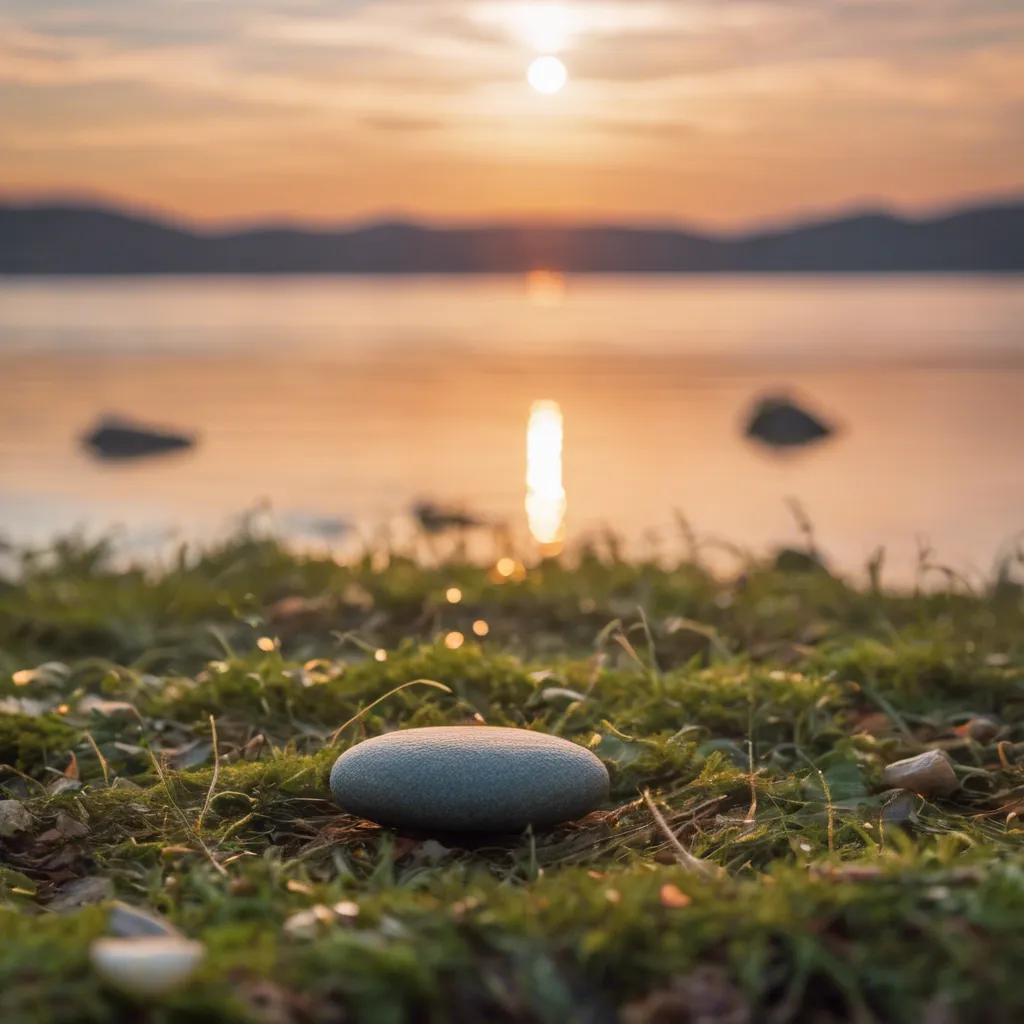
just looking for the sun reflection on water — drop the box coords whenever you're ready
[526,270,566,307]
[526,399,566,554]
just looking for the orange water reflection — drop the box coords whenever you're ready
[4,278,1024,584]
[526,399,566,555]
[526,270,566,307]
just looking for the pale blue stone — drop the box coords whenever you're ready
[330,726,609,832]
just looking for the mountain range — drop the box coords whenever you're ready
[1,199,1022,274]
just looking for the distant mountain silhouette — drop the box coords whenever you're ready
[1,199,1022,274]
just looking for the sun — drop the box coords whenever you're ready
[527,55,568,95]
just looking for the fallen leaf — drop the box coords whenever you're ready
[659,884,692,908]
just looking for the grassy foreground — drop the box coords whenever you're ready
[2,530,1024,1023]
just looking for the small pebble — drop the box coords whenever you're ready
[955,717,1001,743]
[330,726,609,832]
[0,799,33,838]
[883,750,959,798]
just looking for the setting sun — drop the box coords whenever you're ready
[527,55,568,95]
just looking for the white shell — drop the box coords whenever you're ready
[90,936,204,996]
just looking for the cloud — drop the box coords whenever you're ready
[0,0,1022,224]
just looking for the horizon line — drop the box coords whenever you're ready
[2,188,1023,239]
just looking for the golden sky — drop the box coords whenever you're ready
[2,0,1023,227]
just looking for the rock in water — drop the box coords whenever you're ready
[744,395,834,450]
[82,416,196,461]
[330,726,609,832]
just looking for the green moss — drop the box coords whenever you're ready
[0,713,79,773]
[3,529,1024,1022]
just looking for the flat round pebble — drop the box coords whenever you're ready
[330,726,609,832]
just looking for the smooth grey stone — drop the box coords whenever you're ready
[330,726,609,832]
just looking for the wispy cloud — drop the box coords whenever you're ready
[1,0,1022,224]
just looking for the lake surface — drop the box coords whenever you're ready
[2,275,1024,584]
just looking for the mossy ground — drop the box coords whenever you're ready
[2,530,1024,1023]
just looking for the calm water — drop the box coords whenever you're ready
[2,275,1024,583]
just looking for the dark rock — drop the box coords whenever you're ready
[744,395,835,450]
[82,416,196,461]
